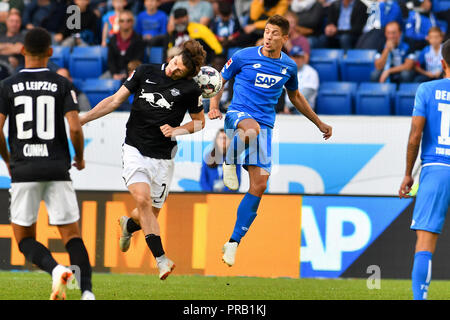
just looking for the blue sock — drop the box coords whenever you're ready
[230,193,261,243]
[412,251,432,300]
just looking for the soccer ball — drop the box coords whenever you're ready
[194,66,222,99]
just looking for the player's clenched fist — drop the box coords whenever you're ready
[160,124,175,137]
[208,108,222,120]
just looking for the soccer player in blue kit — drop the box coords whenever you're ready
[399,39,450,300]
[208,15,333,267]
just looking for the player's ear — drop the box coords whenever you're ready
[20,45,25,57]
[442,59,448,73]
[47,47,53,58]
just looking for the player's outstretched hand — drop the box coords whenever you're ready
[208,108,222,120]
[399,175,414,198]
[318,122,332,140]
[72,157,85,171]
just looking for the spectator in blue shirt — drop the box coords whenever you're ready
[371,21,416,83]
[210,1,241,56]
[200,129,241,192]
[414,26,444,82]
[356,0,403,50]
[136,0,168,41]
[404,0,448,51]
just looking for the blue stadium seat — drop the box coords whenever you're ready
[309,49,344,82]
[340,49,377,83]
[395,83,421,116]
[147,46,164,64]
[101,46,108,70]
[316,82,357,115]
[68,46,104,79]
[355,82,396,115]
[80,79,121,106]
[72,78,84,91]
[433,0,450,11]
[50,46,70,69]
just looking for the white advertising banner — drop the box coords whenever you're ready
[0,113,418,195]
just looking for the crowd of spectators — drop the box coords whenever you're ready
[0,0,448,112]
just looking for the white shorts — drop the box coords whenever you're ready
[10,181,80,227]
[122,143,174,209]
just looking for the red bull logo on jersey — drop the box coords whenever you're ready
[254,73,282,89]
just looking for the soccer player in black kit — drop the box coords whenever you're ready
[80,39,206,280]
[0,28,94,300]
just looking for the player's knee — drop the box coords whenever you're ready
[250,180,267,196]
[134,193,152,210]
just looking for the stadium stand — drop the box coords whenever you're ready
[79,78,121,106]
[355,82,396,115]
[147,46,164,64]
[50,46,71,69]
[395,82,421,116]
[69,46,105,79]
[340,49,377,83]
[433,0,450,11]
[316,81,357,115]
[309,49,344,82]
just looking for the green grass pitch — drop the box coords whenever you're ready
[1,271,450,300]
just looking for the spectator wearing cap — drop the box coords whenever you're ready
[371,21,415,83]
[317,0,369,50]
[167,0,213,32]
[284,45,319,113]
[148,8,222,64]
[404,0,447,51]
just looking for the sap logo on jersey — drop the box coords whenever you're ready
[254,73,282,88]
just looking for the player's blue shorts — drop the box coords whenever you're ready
[411,165,450,234]
[224,110,272,174]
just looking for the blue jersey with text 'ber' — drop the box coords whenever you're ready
[221,46,298,128]
[412,78,450,165]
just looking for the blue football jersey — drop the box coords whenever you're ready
[221,46,298,127]
[412,78,450,165]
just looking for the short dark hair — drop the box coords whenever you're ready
[385,20,401,32]
[174,8,188,19]
[218,1,232,16]
[442,39,450,66]
[266,15,290,35]
[24,27,51,56]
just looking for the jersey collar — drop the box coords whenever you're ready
[258,46,282,60]
[20,68,50,72]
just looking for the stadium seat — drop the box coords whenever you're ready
[433,0,450,11]
[101,46,108,70]
[309,49,344,82]
[340,49,377,83]
[315,82,358,115]
[68,46,104,79]
[147,46,164,64]
[80,79,121,106]
[72,78,84,91]
[395,83,421,116]
[355,82,396,115]
[50,46,70,69]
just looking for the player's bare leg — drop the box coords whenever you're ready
[128,182,174,279]
[119,207,160,252]
[223,119,260,190]
[222,165,268,266]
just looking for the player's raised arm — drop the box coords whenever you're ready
[66,110,85,170]
[160,109,206,138]
[208,75,227,120]
[79,85,131,126]
[286,89,332,140]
